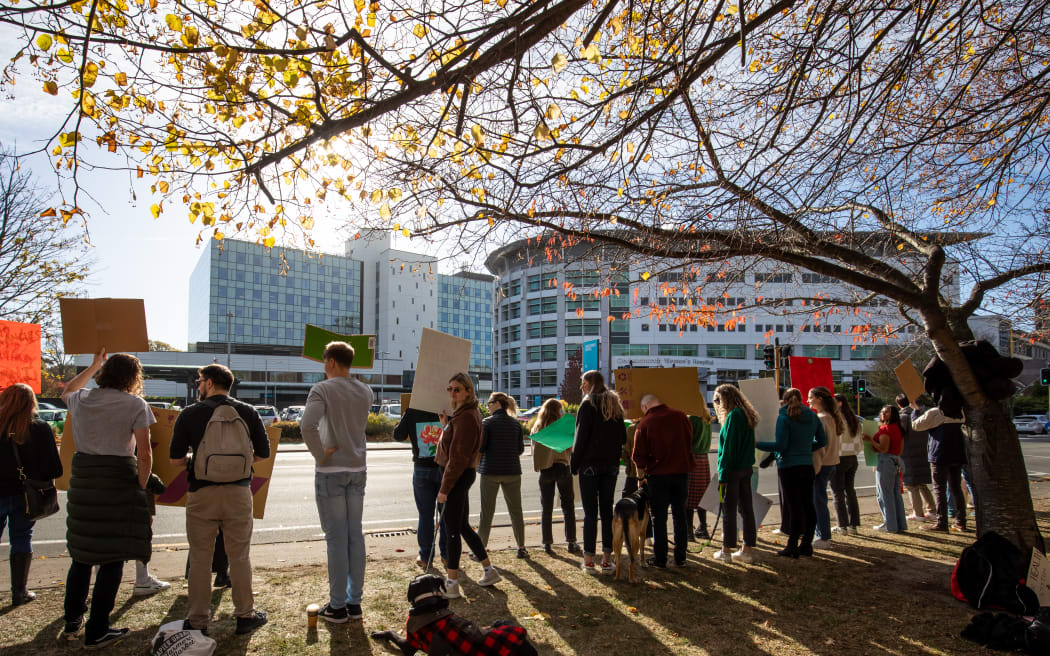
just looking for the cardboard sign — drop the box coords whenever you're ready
[1028,548,1050,606]
[698,475,774,531]
[613,367,703,420]
[60,298,149,354]
[400,393,411,411]
[409,328,471,414]
[58,406,281,520]
[862,418,880,466]
[894,358,925,405]
[738,377,779,462]
[0,319,41,393]
[301,324,375,368]
[529,414,576,453]
[788,356,834,405]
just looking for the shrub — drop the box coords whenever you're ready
[274,421,302,440]
[366,412,397,437]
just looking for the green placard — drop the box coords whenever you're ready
[302,325,375,368]
[862,418,879,466]
[529,414,576,453]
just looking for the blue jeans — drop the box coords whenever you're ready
[0,494,34,553]
[315,471,366,607]
[578,464,618,557]
[812,465,837,540]
[876,454,908,532]
[412,464,448,563]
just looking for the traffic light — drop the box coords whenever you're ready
[857,378,867,394]
[851,379,859,395]
[763,345,776,369]
[1041,368,1050,386]
[780,345,793,367]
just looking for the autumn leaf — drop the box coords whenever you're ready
[165,14,183,31]
[43,81,58,95]
[581,43,600,64]
[150,204,162,218]
[413,24,427,38]
[551,53,567,73]
[58,131,78,147]
[533,122,552,141]
[388,188,402,202]
[641,271,651,281]
[114,71,128,86]
[39,207,58,218]
[546,103,561,120]
[263,236,275,248]
[379,203,391,219]
[36,34,52,51]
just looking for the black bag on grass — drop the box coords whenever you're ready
[951,531,1039,615]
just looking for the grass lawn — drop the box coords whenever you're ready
[4,505,1048,655]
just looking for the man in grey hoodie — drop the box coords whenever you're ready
[301,341,374,623]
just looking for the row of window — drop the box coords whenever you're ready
[498,343,885,364]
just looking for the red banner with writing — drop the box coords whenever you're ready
[0,320,41,393]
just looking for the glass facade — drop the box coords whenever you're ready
[190,239,363,347]
[438,273,494,372]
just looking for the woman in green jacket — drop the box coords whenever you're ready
[713,384,760,564]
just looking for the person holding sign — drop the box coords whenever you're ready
[60,350,155,649]
[571,371,627,574]
[436,373,502,598]
[830,394,864,535]
[1,383,62,607]
[808,387,843,549]
[712,384,759,564]
[477,392,528,558]
[393,406,447,568]
[757,388,827,558]
[530,399,580,556]
[867,405,909,533]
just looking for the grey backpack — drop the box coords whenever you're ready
[193,400,253,483]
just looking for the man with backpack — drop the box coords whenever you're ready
[170,364,270,636]
[300,342,373,623]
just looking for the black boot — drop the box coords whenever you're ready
[777,537,799,558]
[10,552,36,606]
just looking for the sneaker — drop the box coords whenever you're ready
[907,514,923,521]
[347,604,363,620]
[776,546,799,558]
[478,567,502,587]
[133,574,171,596]
[830,526,846,534]
[848,527,859,536]
[925,512,938,520]
[567,542,582,555]
[182,620,209,637]
[952,524,968,532]
[444,579,462,599]
[812,539,833,549]
[921,524,949,532]
[415,557,427,568]
[771,528,785,535]
[712,550,732,563]
[600,562,616,575]
[581,561,600,574]
[318,603,349,624]
[85,627,129,650]
[235,610,268,635]
[732,549,755,564]
[62,616,84,641]
[873,523,888,532]
[213,571,231,588]
[693,527,710,540]
[674,558,688,567]
[468,553,482,562]
[645,558,667,569]
[516,547,529,559]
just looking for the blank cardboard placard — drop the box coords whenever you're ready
[788,356,834,406]
[614,367,703,420]
[894,358,925,404]
[739,377,779,463]
[0,319,41,393]
[699,476,774,531]
[409,328,471,414]
[60,298,149,354]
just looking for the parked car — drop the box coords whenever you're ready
[376,403,401,422]
[38,408,67,435]
[1014,414,1050,435]
[255,405,280,425]
[148,401,181,411]
[282,405,306,422]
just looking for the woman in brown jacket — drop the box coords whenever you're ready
[436,373,501,598]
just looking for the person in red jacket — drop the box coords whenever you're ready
[633,394,695,568]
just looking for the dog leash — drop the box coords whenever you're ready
[424,501,445,574]
[703,482,726,550]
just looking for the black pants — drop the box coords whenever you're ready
[830,455,861,528]
[933,463,965,529]
[777,472,789,532]
[442,468,487,570]
[779,465,816,548]
[64,560,124,640]
[721,467,756,550]
[539,463,576,545]
[649,473,689,565]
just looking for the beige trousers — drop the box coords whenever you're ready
[186,485,254,628]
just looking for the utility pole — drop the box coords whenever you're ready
[773,337,781,390]
[225,311,234,368]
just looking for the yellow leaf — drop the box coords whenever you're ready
[114,71,127,86]
[470,124,484,144]
[533,122,551,141]
[165,14,183,31]
[641,271,651,281]
[56,48,73,64]
[370,189,383,203]
[546,103,561,120]
[618,110,629,120]
[58,131,77,147]
[83,62,98,87]
[36,34,52,51]
[43,81,58,95]
[388,188,402,202]
[263,236,275,248]
[581,43,600,64]
[38,207,57,218]
[150,203,162,218]
[413,23,427,38]
[551,53,568,73]
[379,203,391,220]
[158,181,169,193]
[401,228,410,238]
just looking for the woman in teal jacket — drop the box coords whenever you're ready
[713,384,760,564]
[757,388,827,558]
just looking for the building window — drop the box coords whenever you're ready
[802,345,841,359]
[612,344,650,356]
[755,272,793,283]
[657,344,698,357]
[850,345,886,360]
[706,344,748,359]
[566,319,601,336]
[801,273,834,284]
[527,296,558,315]
[566,298,601,312]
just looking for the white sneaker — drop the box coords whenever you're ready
[812,539,833,549]
[477,567,501,587]
[830,526,846,534]
[712,550,732,563]
[847,527,859,536]
[906,514,923,521]
[443,579,462,599]
[731,549,754,564]
[581,561,599,574]
[771,528,785,535]
[133,574,171,596]
[874,523,888,532]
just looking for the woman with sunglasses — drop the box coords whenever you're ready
[436,373,501,598]
[570,370,626,574]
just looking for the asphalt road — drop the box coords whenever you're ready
[10,437,1050,559]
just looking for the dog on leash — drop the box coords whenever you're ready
[611,481,651,582]
[370,574,537,655]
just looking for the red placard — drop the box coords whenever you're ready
[788,356,834,406]
[0,320,42,393]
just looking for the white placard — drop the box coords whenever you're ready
[739,377,780,463]
[1028,548,1050,606]
[698,474,774,532]
[409,328,472,414]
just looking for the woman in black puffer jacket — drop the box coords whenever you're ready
[477,392,527,557]
[571,370,626,574]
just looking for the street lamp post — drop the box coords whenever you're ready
[225,311,234,368]
[375,350,390,403]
